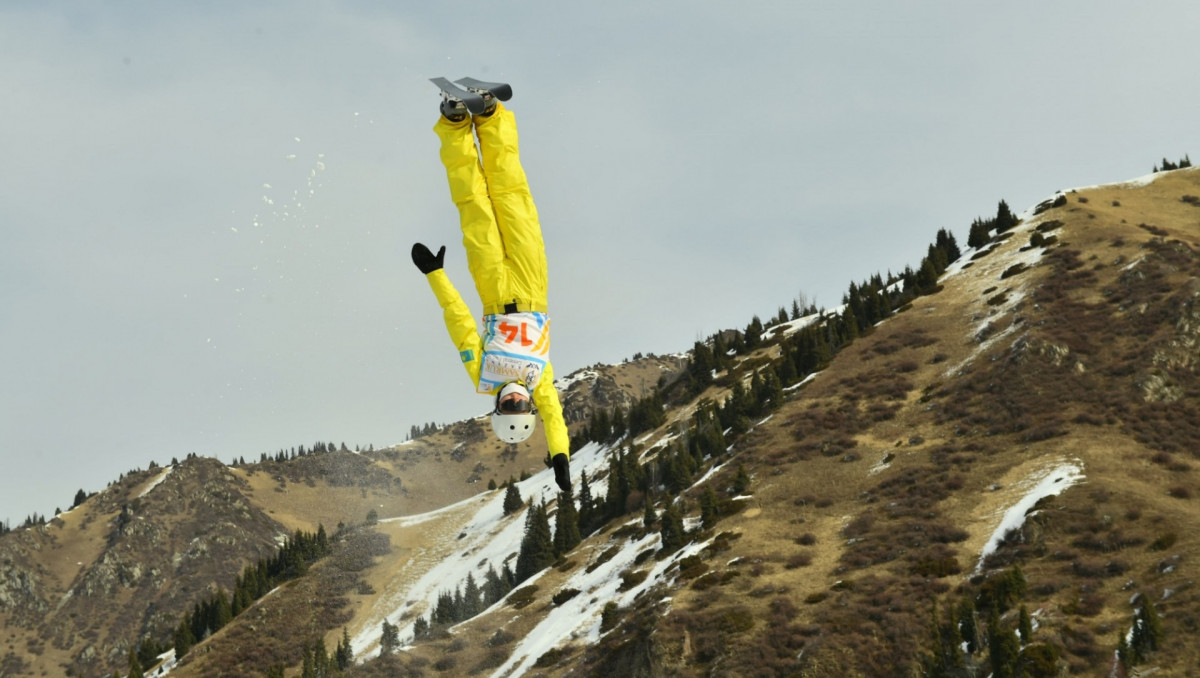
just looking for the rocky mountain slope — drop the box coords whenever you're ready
[3,167,1199,677]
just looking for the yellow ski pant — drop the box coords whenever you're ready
[434,103,548,316]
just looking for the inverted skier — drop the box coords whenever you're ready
[411,80,571,493]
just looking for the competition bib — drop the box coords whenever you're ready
[477,312,550,395]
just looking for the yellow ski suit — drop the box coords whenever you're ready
[424,103,569,459]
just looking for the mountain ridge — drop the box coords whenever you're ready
[3,165,1199,677]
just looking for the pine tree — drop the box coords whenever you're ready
[642,500,658,528]
[553,491,581,556]
[957,597,979,655]
[214,588,233,630]
[502,484,523,516]
[688,340,716,391]
[1129,598,1164,664]
[987,610,1020,678]
[778,351,799,386]
[483,565,510,606]
[744,316,764,349]
[915,258,940,292]
[700,486,720,529]
[1018,605,1033,644]
[610,406,627,441]
[757,366,784,412]
[412,616,429,641]
[605,449,632,518]
[936,227,962,263]
[336,627,354,670]
[433,590,455,625]
[732,464,751,495]
[994,199,1017,232]
[1116,632,1132,670]
[515,501,555,583]
[126,646,143,678]
[301,644,315,678]
[173,617,196,659]
[577,470,596,535]
[659,500,686,554]
[462,572,483,618]
[380,619,400,655]
[922,601,963,678]
[135,639,166,671]
[968,216,992,249]
[312,635,330,677]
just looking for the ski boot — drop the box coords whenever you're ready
[431,77,484,121]
[454,77,512,117]
[439,93,469,123]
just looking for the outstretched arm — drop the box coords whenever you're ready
[413,244,483,387]
[533,362,569,458]
[534,361,572,492]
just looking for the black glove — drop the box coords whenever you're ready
[411,243,445,274]
[551,453,571,493]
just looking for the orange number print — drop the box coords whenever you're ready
[498,322,534,346]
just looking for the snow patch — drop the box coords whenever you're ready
[693,461,727,487]
[555,369,600,390]
[350,443,614,660]
[137,465,175,499]
[784,371,819,392]
[761,312,822,341]
[487,535,713,678]
[975,460,1085,573]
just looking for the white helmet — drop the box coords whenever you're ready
[491,382,537,443]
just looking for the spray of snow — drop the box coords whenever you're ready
[975,460,1085,574]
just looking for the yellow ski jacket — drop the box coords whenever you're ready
[424,268,570,458]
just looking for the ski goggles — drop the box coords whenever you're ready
[494,381,535,415]
[496,392,534,415]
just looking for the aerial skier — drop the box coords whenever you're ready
[411,78,571,493]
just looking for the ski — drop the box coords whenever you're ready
[454,77,513,103]
[430,77,486,116]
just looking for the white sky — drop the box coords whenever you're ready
[2,1,1198,521]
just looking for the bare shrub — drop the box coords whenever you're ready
[508,585,538,609]
[1148,532,1177,551]
[785,553,813,569]
[795,533,818,546]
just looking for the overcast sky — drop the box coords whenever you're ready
[2,1,1197,521]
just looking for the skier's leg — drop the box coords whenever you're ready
[473,103,548,313]
[433,115,508,310]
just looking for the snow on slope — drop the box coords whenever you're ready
[137,465,175,499]
[350,442,616,661]
[489,526,711,678]
[974,460,1085,574]
[761,311,823,341]
[940,169,1186,380]
[347,438,720,677]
